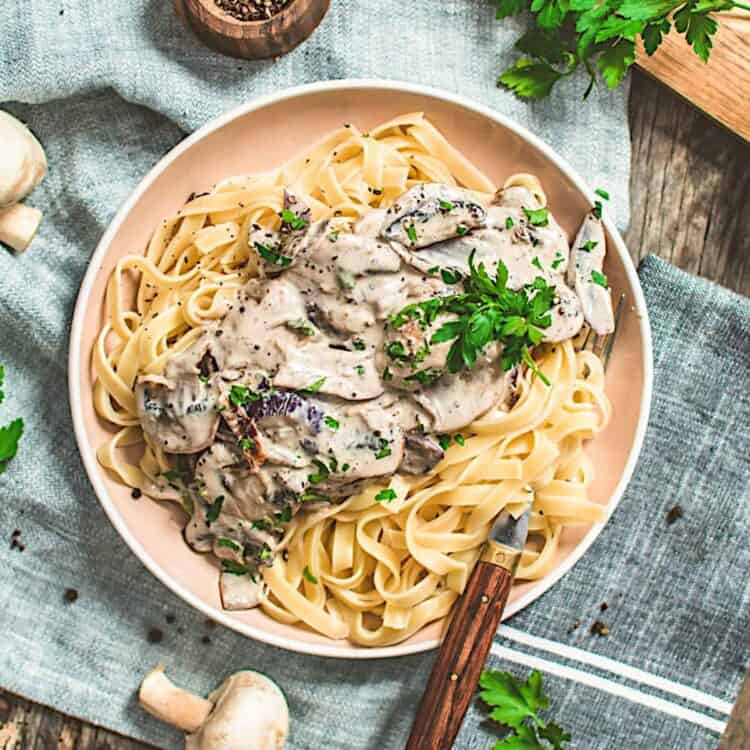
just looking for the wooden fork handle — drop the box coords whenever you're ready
[405,561,513,750]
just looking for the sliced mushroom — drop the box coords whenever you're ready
[568,212,614,335]
[380,183,486,248]
[139,666,289,750]
[399,432,445,475]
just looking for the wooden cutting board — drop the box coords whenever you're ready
[635,10,750,141]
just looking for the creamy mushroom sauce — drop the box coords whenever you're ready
[135,183,613,609]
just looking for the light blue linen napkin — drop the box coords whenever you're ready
[11,3,749,750]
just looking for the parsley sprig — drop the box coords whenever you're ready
[480,669,571,749]
[0,366,24,475]
[495,0,750,99]
[390,252,553,385]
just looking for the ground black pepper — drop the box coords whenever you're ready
[63,588,78,604]
[590,620,610,636]
[10,529,25,552]
[147,627,164,643]
[214,0,291,21]
[666,504,683,524]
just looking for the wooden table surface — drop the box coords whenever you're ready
[1,71,749,749]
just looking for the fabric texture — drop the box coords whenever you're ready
[2,2,747,749]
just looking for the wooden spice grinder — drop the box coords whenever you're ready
[178,0,330,60]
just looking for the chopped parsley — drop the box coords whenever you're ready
[341,463,351,472]
[551,253,565,270]
[252,519,272,531]
[404,368,443,386]
[523,207,549,227]
[198,374,210,383]
[532,257,543,271]
[439,199,455,211]
[276,506,292,523]
[161,469,182,482]
[238,437,255,451]
[216,537,241,552]
[438,434,452,450]
[221,559,248,575]
[427,265,440,275]
[374,438,392,459]
[505,216,514,229]
[328,230,340,242]
[352,338,366,351]
[302,566,318,584]
[580,240,598,253]
[229,384,260,407]
[456,224,469,236]
[259,545,271,560]
[300,377,326,394]
[441,268,463,285]
[280,208,308,230]
[375,488,397,503]
[591,270,608,288]
[382,366,393,382]
[255,242,292,267]
[454,434,465,447]
[390,251,554,384]
[205,495,225,523]
[355,365,366,376]
[0,366,25,473]
[300,490,332,503]
[406,224,418,244]
[307,459,331,484]
[386,341,408,361]
[595,188,610,201]
[286,318,315,336]
[593,201,603,220]
[324,415,340,431]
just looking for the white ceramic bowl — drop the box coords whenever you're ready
[69,80,653,658]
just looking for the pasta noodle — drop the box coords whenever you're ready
[93,113,610,646]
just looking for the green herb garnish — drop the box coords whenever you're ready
[404,368,443,386]
[454,434,465,447]
[229,384,260,407]
[591,270,608,288]
[551,253,564,270]
[438,435,452,450]
[355,365,365,376]
[276,506,292,523]
[281,208,308,230]
[406,224,418,244]
[217,537,241,552]
[391,252,554,382]
[495,0,748,100]
[595,188,610,201]
[302,565,318,584]
[221,559,248,575]
[260,545,271,560]
[300,491,332,503]
[480,668,571,749]
[505,216,514,229]
[374,439,392,460]
[255,242,292,267]
[439,199,455,211]
[456,224,469,236]
[324,415,340,431]
[239,437,255,451]
[161,470,182,482]
[341,463,351,472]
[0,366,23,475]
[308,459,330,484]
[523,207,549,227]
[352,339,366,351]
[593,201,603,220]
[300,377,327,394]
[286,318,315,336]
[532,257,544,271]
[441,268,463,285]
[427,265,441,275]
[382,366,393,382]
[580,240,598,252]
[205,496,225,523]
[375,488,397,503]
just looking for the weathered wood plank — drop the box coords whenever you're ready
[1,69,749,750]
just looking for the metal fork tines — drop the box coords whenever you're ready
[578,292,625,371]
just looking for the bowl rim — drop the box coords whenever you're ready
[68,78,654,659]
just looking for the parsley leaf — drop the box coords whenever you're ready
[439,199,455,211]
[591,269,609,287]
[0,418,23,475]
[496,0,530,18]
[480,669,570,749]
[375,488,397,503]
[255,242,292,267]
[302,565,318,584]
[229,384,260,407]
[523,207,550,227]
[300,377,327,394]
[280,208,308,230]
[324,415,340,431]
[406,224,418,244]
[499,59,565,99]
[205,495,225,523]
[598,38,637,88]
[221,559,248,575]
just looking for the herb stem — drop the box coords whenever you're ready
[732,1,750,10]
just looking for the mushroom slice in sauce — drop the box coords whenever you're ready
[568,211,615,335]
[136,373,219,455]
[220,570,266,611]
[380,183,487,249]
[400,433,445,475]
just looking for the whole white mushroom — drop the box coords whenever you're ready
[139,665,289,750]
[0,110,47,253]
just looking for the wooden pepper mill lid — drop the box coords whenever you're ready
[180,0,330,60]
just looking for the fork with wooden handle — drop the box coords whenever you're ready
[405,507,531,750]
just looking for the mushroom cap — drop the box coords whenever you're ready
[185,671,289,750]
[0,111,47,208]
